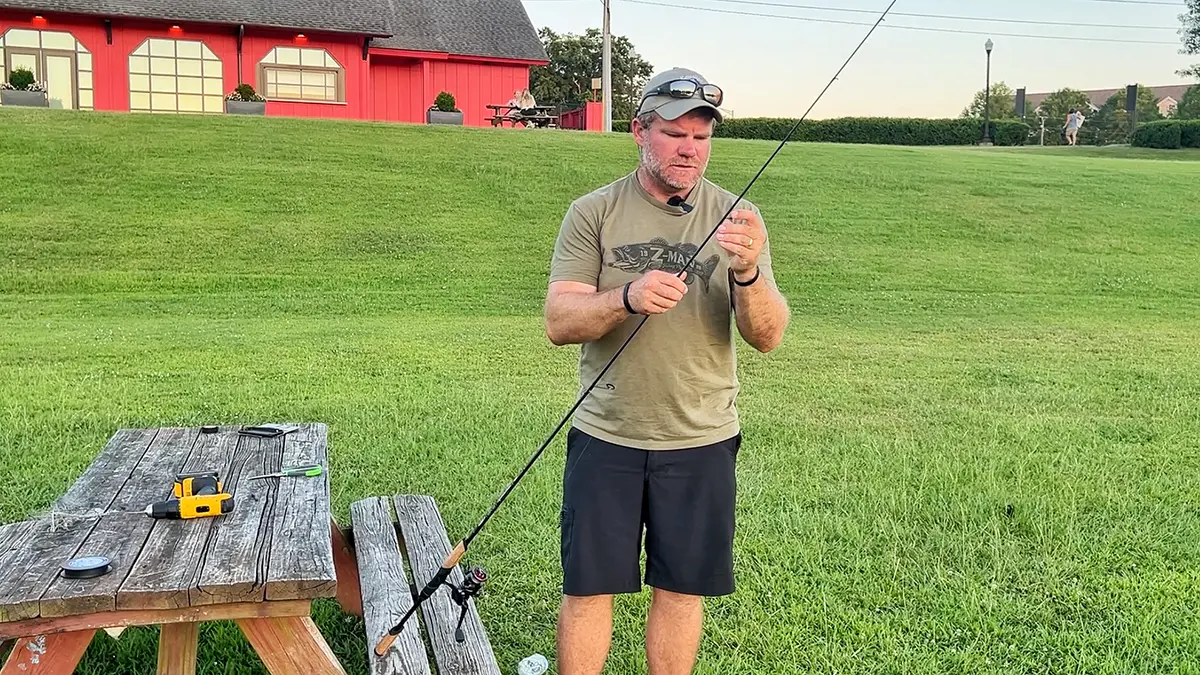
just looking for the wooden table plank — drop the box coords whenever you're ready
[236,616,346,675]
[0,630,95,675]
[47,428,158,516]
[39,427,200,616]
[39,513,146,618]
[107,427,202,513]
[330,518,362,617]
[190,433,285,605]
[116,427,242,610]
[0,428,198,623]
[264,423,335,601]
[156,622,198,675]
[0,600,310,641]
[0,518,95,623]
[0,523,32,569]
[393,494,501,675]
[0,429,155,620]
[2,595,309,638]
[41,426,200,615]
[350,497,431,675]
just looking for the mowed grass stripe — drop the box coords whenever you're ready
[1,108,1199,674]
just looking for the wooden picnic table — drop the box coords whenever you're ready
[485,103,558,128]
[0,423,362,674]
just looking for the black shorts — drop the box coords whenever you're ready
[559,426,741,597]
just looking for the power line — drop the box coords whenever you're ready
[526,0,1187,5]
[616,0,1183,45]
[674,0,1181,30]
[1065,0,1183,5]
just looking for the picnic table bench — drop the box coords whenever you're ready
[486,104,558,128]
[0,423,502,675]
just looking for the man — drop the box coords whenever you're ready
[542,67,791,675]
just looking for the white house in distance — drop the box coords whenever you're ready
[1023,84,1193,117]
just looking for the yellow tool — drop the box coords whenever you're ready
[147,470,235,519]
[172,471,222,499]
[145,493,234,519]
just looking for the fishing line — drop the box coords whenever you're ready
[374,0,900,655]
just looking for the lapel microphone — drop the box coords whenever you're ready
[667,195,694,213]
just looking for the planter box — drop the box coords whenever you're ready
[225,100,265,115]
[427,109,463,125]
[1,89,48,107]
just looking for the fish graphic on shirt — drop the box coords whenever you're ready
[607,238,721,291]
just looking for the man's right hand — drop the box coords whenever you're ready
[627,270,689,315]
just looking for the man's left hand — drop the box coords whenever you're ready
[716,209,765,281]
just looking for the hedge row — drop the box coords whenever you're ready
[612,117,1030,146]
[1131,120,1200,149]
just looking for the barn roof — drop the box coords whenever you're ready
[0,0,390,35]
[0,0,549,61]
[372,0,548,62]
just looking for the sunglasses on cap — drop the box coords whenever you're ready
[641,78,724,108]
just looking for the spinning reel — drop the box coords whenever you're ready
[435,564,488,643]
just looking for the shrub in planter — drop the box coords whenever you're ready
[9,67,34,90]
[427,91,463,124]
[1,67,49,107]
[226,83,266,115]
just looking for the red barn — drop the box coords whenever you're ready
[0,0,553,127]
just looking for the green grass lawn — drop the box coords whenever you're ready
[2,107,1200,674]
[995,144,1200,162]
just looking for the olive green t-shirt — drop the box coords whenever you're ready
[549,171,775,450]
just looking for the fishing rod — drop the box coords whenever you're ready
[374,0,900,656]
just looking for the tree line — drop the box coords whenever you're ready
[960,82,1200,146]
[528,1,1200,143]
[527,27,654,120]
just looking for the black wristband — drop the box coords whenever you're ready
[733,267,761,287]
[623,282,637,314]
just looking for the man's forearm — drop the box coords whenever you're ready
[732,271,789,352]
[545,286,631,345]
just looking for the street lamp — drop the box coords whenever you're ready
[980,38,994,146]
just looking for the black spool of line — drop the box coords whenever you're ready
[60,556,112,579]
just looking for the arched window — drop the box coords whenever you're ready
[258,47,343,103]
[0,28,93,110]
[128,38,223,114]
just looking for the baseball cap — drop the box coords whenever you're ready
[635,67,724,123]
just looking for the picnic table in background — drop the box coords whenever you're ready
[485,104,558,128]
[0,422,362,675]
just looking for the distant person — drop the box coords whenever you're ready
[507,89,541,127]
[543,66,790,675]
[1064,108,1084,146]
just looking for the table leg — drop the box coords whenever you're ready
[0,631,94,675]
[156,622,198,675]
[236,615,346,675]
[330,518,363,617]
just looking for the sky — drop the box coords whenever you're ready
[518,0,1198,119]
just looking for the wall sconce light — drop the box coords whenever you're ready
[168,25,183,36]
[294,33,308,45]
[31,15,48,27]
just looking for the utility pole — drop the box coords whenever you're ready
[979,38,993,146]
[602,0,612,132]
